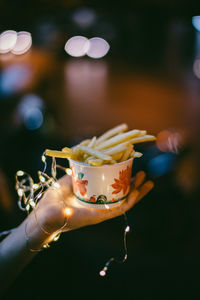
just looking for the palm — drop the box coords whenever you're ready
[37,171,154,234]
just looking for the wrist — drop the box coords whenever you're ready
[24,211,52,252]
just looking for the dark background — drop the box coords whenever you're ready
[0,1,200,299]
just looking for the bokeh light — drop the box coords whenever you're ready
[17,94,44,115]
[87,37,110,59]
[0,64,32,96]
[72,7,96,28]
[193,58,200,79]
[23,108,43,130]
[148,153,175,177]
[156,130,182,153]
[16,94,44,130]
[11,31,32,55]
[64,36,90,57]
[0,30,17,54]
[192,16,200,31]
[87,37,110,58]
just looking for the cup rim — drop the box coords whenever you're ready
[68,157,133,168]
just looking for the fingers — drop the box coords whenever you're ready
[120,189,140,212]
[104,179,154,220]
[103,190,139,220]
[132,171,146,189]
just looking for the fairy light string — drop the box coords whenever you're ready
[99,212,130,277]
[15,153,69,250]
[15,152,131,274]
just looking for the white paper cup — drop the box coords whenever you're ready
[69,157,134,208]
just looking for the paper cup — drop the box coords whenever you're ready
[69,157,134,208]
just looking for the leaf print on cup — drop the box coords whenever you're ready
[90,196,96,203]
[71,167,88,196]
[111,166,132,195]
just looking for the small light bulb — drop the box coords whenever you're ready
[17,170,24,176]
[125,226,130,233]
[41,155,46,162]
[37,193,42,200]
[33,183,39,190]
[53,234,60,241]
[66,168,72,176]
[64,207,72,216]
[26,204,30,211]
[99,270,106,277]
[17,189,23,197]
[40,176,45,183]
[30,200,36,207]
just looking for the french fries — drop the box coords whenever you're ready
[45,149,72,159]
[45,123,156,166]
[95,129,141,150]
[120,144,133,162]
[95,123,128,146]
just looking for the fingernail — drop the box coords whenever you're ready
[146,181,154,189]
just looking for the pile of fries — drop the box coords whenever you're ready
[45,124,156,166]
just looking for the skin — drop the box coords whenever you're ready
[0,171,153,293]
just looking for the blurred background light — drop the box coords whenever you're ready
[11,31,32,55]
[0,64,32,97]
[192,16,200,31]
[65,59,108,101]
[193,58,200,79]
[0,30,17,54]
[23,107,43,130]
[64,36,90,57]
[16,94,44,130]
[17,94,44,115]
[86,37,110,59]
[147,153,175,177]
[156,130,182,153]
[72,7,96,28]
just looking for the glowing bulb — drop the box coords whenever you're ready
[53,234,60,242]
[87,37,110,59]
[99,270,106,276]
[40,176,45,183]
[33,183,39,190]
[26,204,30,211]
[65,168,72,176]
[64,36,90,57]
[37,193,43,200]
[17,189,23,197]
[125,226,130,233]
[30,200,36,207]
[64,208,72,217]
[41,155,46,162]
[0,30,17,54]
[17,170,24,176]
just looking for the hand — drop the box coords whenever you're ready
[34,171,154,235]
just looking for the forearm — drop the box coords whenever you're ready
[0,212,51,293]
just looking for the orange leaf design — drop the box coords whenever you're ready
[111,166,131,195]
[71,166,88,196]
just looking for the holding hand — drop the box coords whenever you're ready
[31,171,154,238]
